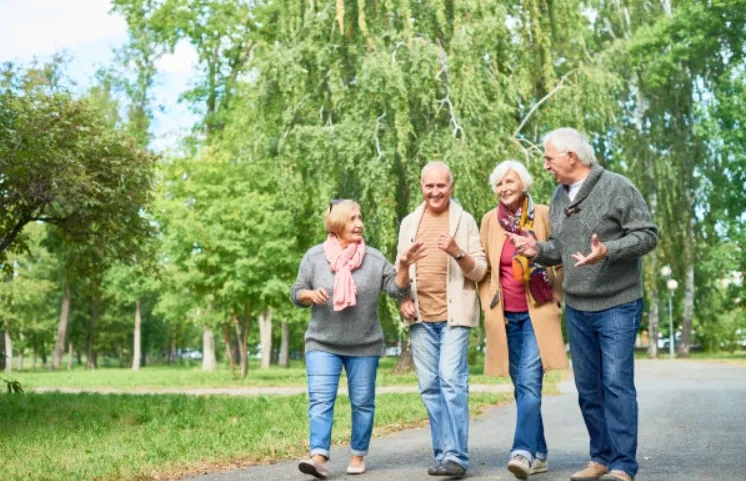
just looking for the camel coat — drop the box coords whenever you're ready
[478,204,568,377]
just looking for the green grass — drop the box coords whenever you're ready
[0,390,516,481]
[11,357,512,390]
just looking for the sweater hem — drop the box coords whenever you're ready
[565,289,643,312]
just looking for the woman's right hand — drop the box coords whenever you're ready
[300,288,330,306]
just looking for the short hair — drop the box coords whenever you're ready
[420,161,453,184]
[542,128,597,166]
[324,199,361,234]
[489,160,534,193]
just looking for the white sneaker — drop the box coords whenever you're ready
[530,458,548,475]
[507,454,531,479]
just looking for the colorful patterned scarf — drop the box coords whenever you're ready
[497,195,553,306]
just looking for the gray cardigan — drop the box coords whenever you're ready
[290,244,409,357]
[535,164,658,311]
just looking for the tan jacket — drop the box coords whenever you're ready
[479,204,568,377]
[397,201,487,327]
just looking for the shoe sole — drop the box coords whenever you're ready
[570,477,605,481]
[298,461,327,479]
[507,464,530,480]
[530,467,548,475]
[347,466,366,475]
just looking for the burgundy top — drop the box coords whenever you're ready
[500,241,528,312]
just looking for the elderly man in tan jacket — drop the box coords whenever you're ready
[397,161,487,478]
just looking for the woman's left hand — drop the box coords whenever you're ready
[399,241,426,267]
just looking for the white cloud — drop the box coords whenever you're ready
[157,39,199,74]
[0,0,128,62]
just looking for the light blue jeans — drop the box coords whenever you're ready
[305,350,379,458]
[505,311,547,463]
[410,322,471,468]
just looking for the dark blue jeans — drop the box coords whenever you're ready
[505,311,547,463]
[566,298,643,478]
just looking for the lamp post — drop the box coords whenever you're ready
[660,265,679,359]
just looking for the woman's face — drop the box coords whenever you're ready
[495,169,525,211]
[338,207,364,246]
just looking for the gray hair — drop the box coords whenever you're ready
[420,161,453,184]
[489,160,533,193]
[542,128,597,166]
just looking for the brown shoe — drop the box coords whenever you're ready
[599,470,634,481]
[570,461,608,481]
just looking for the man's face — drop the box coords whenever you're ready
[421,167,453,214]
[543,142,573,185]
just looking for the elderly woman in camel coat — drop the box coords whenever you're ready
[479,160,567,480]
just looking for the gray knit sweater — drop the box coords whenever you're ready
[535,164,658,311]
[290,244,409,357]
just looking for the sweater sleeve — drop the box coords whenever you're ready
[464,214,488,282]
[604,182,659,262]
[382,257,410,300]
[535,237,563,267]
[290,250,314,308]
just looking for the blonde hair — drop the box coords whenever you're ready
[324,199,361,234]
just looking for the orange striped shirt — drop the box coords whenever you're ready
[415,210,449,321]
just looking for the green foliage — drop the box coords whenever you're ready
[0,60,157,265]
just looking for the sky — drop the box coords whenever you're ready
[0,0,199,150]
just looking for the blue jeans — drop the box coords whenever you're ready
[305,350,379,458]
[505,311,547,463]
[566,298,643,478]
[410,322,470,468]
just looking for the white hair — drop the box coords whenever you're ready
[542,128,597,166]
[420,161,453,184]
[489,160,533,193]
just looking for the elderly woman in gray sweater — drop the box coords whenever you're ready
[291,199,424,479]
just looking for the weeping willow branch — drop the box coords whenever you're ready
[512,70,576,140]
[375,113,386,159]
[438,90,464,140]
[391,42,405,67]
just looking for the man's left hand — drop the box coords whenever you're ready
[438,234,462,258]
[572,234,608,266]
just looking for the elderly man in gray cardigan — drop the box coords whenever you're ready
[508,128,657,481]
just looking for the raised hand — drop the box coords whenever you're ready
[400,297,416,321]
[400,241,427,267]
[506,230,538,258]
[302,288,330,305]
[572,234,608,266]
[438,234,461,258]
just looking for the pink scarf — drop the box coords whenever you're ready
[323,234,366,311]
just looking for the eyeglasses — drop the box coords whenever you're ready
[328,199,343,213]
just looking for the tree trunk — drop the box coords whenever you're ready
[221,323,237,373]
[279,321,289,367]
[52,282,71,370]
[132,298,142,371]
[0,327,5,371]
[17,329,24,371]
[4,327,12,373]
[234,314,250,379]
[67,343,73,371]
[202,326,217,371]
[392,337,415,373]
[679,217,695,358]
[258,307,273,369]
[86,288,100,369]
[168,336,175,365]
[32,316,38,368]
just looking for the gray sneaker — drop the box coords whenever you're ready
[507,455,531,479]
[530,458,548,475]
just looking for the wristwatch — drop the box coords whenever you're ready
[454,250,465,261]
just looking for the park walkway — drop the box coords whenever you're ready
[30,383,513,396]
[184,360,746,481]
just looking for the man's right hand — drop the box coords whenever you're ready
[506,231,538,258]
[300,288,330,306]
[400,298,416,321]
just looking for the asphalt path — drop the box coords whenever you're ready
[185,360,746,481]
